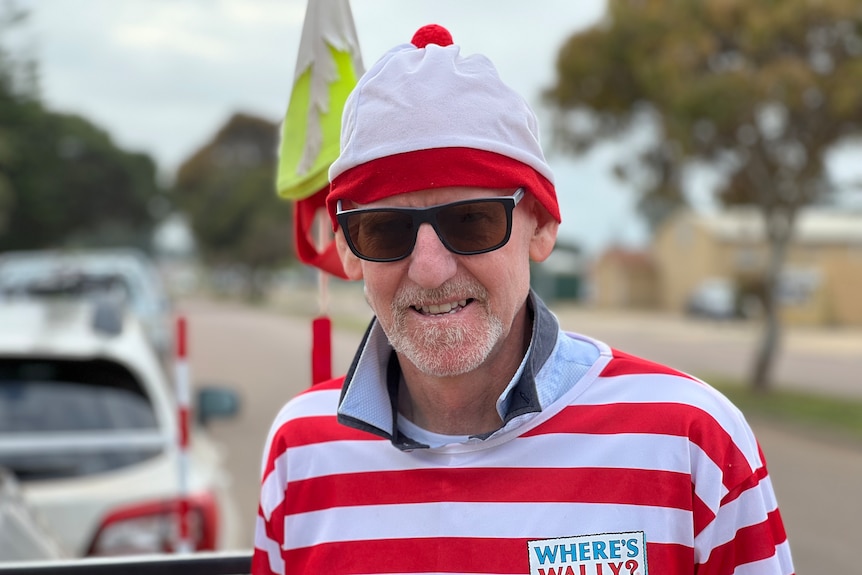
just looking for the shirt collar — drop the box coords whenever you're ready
[336,290,560,450]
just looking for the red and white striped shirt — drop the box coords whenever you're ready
[253,298,794,575]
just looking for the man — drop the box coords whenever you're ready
[253,24,794,575]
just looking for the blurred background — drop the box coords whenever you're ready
[1,0,861,573]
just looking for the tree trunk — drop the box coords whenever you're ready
[751,294,780,392]
[749,212,793,392]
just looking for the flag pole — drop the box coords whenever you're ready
[275,0,364,386]
[311,210,332,384]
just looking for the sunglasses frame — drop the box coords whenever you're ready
[336,188,526,262]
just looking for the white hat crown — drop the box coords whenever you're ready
[329,37,553,186]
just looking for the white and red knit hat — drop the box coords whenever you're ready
[326,24,560,226]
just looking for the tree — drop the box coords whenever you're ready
[0,5,163,252]
[544,0,862,391]
[1,109,164,250]
[172,113,294,300]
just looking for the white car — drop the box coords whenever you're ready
[0,466,67,561]
[0,298,242,558]
[0,248,175,362]
[685,277,739,320]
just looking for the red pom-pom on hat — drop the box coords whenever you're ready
[411,24,453,48]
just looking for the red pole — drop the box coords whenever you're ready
[311,316,332,384]
[311,208,333,385]
[174,315,192,552]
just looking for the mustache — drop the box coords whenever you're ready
[392,279,488,310]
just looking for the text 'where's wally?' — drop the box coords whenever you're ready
[528,532,647,575]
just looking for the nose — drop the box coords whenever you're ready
[407,223,457,288]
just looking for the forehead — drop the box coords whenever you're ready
[356,187,515,209]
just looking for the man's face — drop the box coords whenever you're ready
[335,186,557,377]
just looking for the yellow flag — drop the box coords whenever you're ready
[277,0,364,200]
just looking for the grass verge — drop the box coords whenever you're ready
[706,376,862,444]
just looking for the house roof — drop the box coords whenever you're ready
[597,247,654,268]
[694,208,862,245]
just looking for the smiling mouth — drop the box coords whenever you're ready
[412,299,472,316]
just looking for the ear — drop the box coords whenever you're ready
[335,228,365,280]
[528,203,559,263]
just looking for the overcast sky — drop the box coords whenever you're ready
[10,0,662,255]
[13,0,862,256]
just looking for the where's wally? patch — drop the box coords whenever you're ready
[527,531,648,575]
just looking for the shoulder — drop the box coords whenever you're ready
[594,348,745,423]
[273,377,344,423]
[263,377,348,446]
[546,344,760,461]
[258,378,342,470]
[593,348,762,473]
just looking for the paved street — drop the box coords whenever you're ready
[550,303,862,400]
[183,290,862,574]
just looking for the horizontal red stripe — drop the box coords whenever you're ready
[698,509,788,575]
[286,537,527,574]
[251,547,277,575]
[328,147,560,225]
[278,415,383,447]
[524,402,754,490]
[262,415,384,478]
[278,537,697,574]
[284,467,694,514]
[721,459,770,507]
[646,541,695,574]
[601,349,697,380]
[304,376,344,392]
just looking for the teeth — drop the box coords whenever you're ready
[418,299,468,315]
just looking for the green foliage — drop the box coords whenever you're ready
[546,0,862,221]
[545,0,862,390]
[0,107,163,250]
[172,113,294,298]
[711,378,862,442]
[0,4,163,252]
[0,102,163,250]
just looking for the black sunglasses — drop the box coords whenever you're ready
[336,188,525,262]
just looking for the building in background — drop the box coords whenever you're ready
[590,247,658,310]
[649,208,862,326]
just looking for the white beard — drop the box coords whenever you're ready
[385,281,504,377]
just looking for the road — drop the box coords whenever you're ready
[181,292,862,574]
[550,303,862,400]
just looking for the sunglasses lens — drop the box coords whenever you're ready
[339,193,518,262]
[437,200,510,254]
[344,210,415,261]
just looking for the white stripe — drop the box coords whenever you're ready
[174,361,190,406]
[282,501,692,550]
[258,388,340,479]
[276,387,341,421]
[280,432,713,482]
[262,434,728,541]
[587,372,763,471]
[689,441,730,514]
[255,514,285,575]
[695,478,780,564]
[260,451,289,521]
[177,449,190,494]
